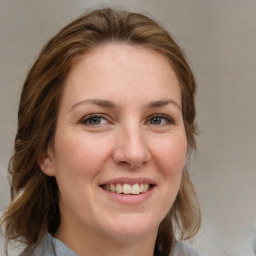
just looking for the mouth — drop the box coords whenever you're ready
[100,183,155,195]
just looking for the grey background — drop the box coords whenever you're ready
[0,0,256,255]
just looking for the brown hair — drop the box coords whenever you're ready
[0,7,200,256]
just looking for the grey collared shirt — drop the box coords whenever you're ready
[19,233,78,256]
[19,233,206,256]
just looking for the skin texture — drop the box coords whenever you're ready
[40,44,188,256]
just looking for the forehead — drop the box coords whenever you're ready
[71,43,177,79]
[61,43,181,108]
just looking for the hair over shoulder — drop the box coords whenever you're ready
[0,7,200,256]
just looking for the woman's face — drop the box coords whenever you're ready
[42,44,187,242]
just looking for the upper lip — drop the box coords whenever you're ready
[99,177,156,186]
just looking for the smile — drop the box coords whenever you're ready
[101,183,152,195]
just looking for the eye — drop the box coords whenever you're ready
[148,114,174,126]
[81,114,108,126]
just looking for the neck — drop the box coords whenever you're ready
[55,222,157,256]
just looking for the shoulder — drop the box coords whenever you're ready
[170,240,207,256]
[19,233,55,256]
[19,233,78,256]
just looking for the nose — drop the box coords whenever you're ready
[112,125,151,169]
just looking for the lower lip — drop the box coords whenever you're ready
[100,186,155,204]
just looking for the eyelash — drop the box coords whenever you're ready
[147,114,175,126]
[80,114,109,126]
[80,113,175,127]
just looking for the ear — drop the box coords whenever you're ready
[38,148,55,177]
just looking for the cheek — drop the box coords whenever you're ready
[150,134,187,221]
[52,135,113,208]
[53,133,113,178]
[152,134,187,177]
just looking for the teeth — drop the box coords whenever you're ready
[110,184,116,192]
[123,184,132,194]
[103,183,151,194]
[116,183,122,194]
[131,184,140,195]
[143,183,149,192]
[106,184,111,191]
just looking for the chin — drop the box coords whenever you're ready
[104,214,159,240]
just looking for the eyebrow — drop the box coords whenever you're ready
[70,98,181,111]
[71,99,116,111]
[146,99,181,110]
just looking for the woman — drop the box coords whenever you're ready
[0,7,204,256]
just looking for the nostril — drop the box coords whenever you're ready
[120,160,129,166]
[116,159,147,170]
[112,132,151,169]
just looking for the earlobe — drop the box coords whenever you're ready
[38,148,55,177]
